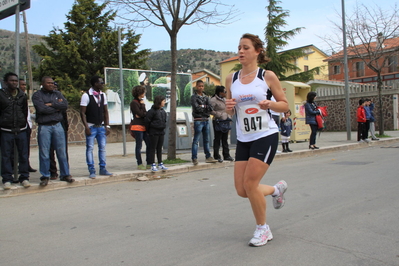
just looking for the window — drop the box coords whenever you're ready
[206,77,210,84]
[388,56,398,73]
[355,61,364,77]
[333,65,340,75]
[304,65,309,71]
[304,56,309,60]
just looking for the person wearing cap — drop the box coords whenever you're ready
[80,76,112,179]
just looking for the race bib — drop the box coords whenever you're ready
[237,104,269,134]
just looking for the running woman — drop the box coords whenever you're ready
[225,33,289,247]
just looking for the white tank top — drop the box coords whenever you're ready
[231,68,278,142]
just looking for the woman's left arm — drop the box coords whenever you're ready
[258,70,288,112]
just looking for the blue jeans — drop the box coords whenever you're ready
[38,122,70,178]
[1,130,29,183]
[192,121,211,160]
[86,126,107,172]
[133,131,150,165]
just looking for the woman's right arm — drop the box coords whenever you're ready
[225,73,236,116]
[304,102,320,115]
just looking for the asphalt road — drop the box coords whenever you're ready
[1,143,399,266]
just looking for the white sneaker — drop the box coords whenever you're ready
[272,180,288,209]
[151,163,158,172]
[3,182,12,190]
[21,180,31,188]
[248,227,273,247]
[158,163,168,171]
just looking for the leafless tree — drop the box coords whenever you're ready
[104,0,237,159]
[323,3,399,135]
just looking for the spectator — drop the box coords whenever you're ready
[191,80,217,165]
[304,91,320,149]
[367,99,379,140]
[357,99,369,143]
[80,76,113,179]
[32,76,74,186]
[48,81,69,180]
[0,72,30,190]
[19,78,37,172]
[280,110,293,152]
[210,85,233,162]
[130,85,150,170]
[145,95,168,172]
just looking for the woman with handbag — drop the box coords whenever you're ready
[304,91,321,149]
[210,86,234,162]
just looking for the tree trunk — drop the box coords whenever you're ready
[167,33,178,160]
[377,73,384,136]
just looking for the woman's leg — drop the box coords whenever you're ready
[235,160,275,225]
[148,135,157,165]
[309,124,317,146]
[134,131,143,165]
[213,128,222,159]
[156,135,164,164]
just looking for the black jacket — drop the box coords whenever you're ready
[145,106,167,135]
[0,88,28,132]
[32,88,68,125]
[191,92,213,120]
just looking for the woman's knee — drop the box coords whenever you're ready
[236,188,248,198]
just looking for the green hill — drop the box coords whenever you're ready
[0,29,236,78]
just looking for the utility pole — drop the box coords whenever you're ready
[22,11,34,100]
[341,0,351,140]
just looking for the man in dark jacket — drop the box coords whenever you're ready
[32,76,74,186]
[190,80,217,165]
[0,72,30,190]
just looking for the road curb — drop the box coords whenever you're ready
[1,137,398,197]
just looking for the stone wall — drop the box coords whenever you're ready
[29,107,134,146]
[316,94,396,131]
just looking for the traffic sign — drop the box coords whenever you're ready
[0,0,30,20]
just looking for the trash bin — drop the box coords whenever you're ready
[163,112,192,150]
[280,81,311,142]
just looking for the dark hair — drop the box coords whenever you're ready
[196,80,204,86]
[132,85,146,100]
[213,85,225,97]
[3,72,18,82]
[285,109,291,115]
[90,76,102,87]
[359,99,365,105]
[306,91,317,103]
[365,98,371,102]
[153,95,165,109]
[241,33,270,64]
[41,76,53,84]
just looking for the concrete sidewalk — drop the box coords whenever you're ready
[2,130,399,197]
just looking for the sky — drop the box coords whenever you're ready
[0,0,396,55]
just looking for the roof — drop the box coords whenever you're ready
[219,44,328,64]
[324,36,399,62]
[191,69,220,80]
[281,81,310,88]
[219,56,239,64]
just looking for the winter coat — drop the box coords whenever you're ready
[191,92,213,120]
[357,106,366,123]
[280,117,292,137]
[0,88,28,132]
[32,88,68,125]
[145,106,167,136]
[369,103,376,122]
[130,99,147,131]
[304,102,320,125]
[210,95,231,121]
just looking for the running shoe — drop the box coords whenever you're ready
[158,163,168,171]
[151,163,158,172]
[272,180,288,209]
[248,227,273,247]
